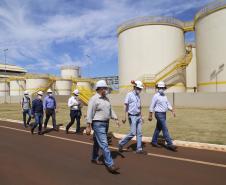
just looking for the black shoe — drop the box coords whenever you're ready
[166,145,178,151]
[151,142,162,148]
[91,160,104,165]
[107,165,120,173]
[136,150,147,155]
[118,144,123,153]
[53,127,58,131]
[38,132,43,135]
[31,129,34,135]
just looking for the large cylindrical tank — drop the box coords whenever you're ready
[118,16,186,92]
[0,79,9,97]
[61,65,80,79]
[186,46,197,92]
[54,79,72,95]
[10,80,26,96]
[195,1,226,92]
[26,77,50,94]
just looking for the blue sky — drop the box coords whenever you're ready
[0,0,213,77]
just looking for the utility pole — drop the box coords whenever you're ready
[3,49,8,103]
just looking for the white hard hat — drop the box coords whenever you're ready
[95,80,108,90]
[133,80,144,89]
[73,89,79,95]
[37,91,43,96]
[24,90,29,95]
[47,89,53,93]
[157,81,166,88]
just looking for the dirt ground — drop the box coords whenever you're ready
[0,103,226,145]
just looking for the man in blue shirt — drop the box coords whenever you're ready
[148,81,177,151]
[31,91,44,135]
[43,89,57,131]
[118,80,146,155]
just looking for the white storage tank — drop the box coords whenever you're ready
[186,45,197,92]
[195,1,226,92]
[26,77,50,95]
[61,65,80,79]
[10,80,26,96]
[54,79,72,95]
[0,79,9,97]
[118,16,186,92]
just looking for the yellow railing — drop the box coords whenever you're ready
[143,48,193,88]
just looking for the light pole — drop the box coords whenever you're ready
[3,49,8,103]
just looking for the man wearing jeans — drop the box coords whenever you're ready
[21,90,32,128]
[43,89,57,131]
[118,80,146,155]
[31,91,44,135]
[86,80,120,173]
[148,81,177,151]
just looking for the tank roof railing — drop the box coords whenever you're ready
[195,0,226,23]
[117,16,185,35]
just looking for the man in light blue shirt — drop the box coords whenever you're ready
[43,89,57,131]
[148,81,177,151]
[118,80,146,155]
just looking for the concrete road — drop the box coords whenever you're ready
[0,120,226,185]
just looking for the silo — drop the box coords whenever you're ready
[10,80,26,96]
[26,77,50,95]
[186,45,197,92]
[54,79,72,95]
[118,16,186,92]
[0,79,9,97]
[61,65,80,79]
[195,1,226,92]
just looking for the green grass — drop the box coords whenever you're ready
[0,103,226,145]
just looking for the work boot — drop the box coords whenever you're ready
[136,150,147,155]
[107,165,120,173]
[151,142,162,148]
[118,144,123,153]
[166,145,178,151]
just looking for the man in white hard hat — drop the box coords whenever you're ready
[86,80,120,173]
[148,81,177,151]
[31,91,44,135]
[20,90,32,128]
[43,89,57,131]
[118,80,146,154]
[66,89,82,134]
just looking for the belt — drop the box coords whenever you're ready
[92,120,109,123]
[128,113,141,116]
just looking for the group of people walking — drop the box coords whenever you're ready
[21,79,177,174]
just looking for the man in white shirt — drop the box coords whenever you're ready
[148,81,177,151]
[66,89,82,134]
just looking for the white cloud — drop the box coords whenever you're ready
[0,0,213,75]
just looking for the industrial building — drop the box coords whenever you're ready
[0,0,226,105]
[118,0,226,92]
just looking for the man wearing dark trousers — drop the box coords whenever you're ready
[66,89,82,134]
[31,91,44,135]
[43,89,57,131]
[21,90,32,128]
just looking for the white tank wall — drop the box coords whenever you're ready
[54,80,72,95]
[196,8,226,92]
[26,78,49,94]
[10,80,26,96]
[0,81,9,96]
[118,24,185,92]
[186,47,197,92]
[61,66,80,79]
